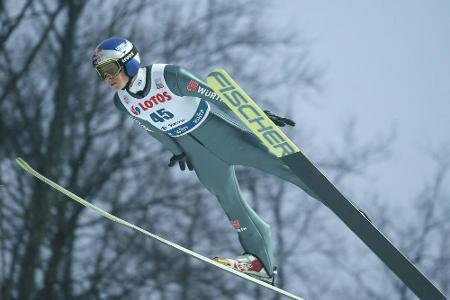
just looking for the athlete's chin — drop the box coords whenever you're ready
[109,82,122,91]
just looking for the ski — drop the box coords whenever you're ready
[15,158,305,300]
[207,69,447,300]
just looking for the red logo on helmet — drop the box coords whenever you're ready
[187,80,199,92]
[231,220,241,229]
[92,49,103,65]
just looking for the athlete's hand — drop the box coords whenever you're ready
[264,110,296,127]
[168,153,194,171]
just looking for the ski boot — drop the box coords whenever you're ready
[213,254,277,285]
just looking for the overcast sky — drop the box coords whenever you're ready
[270,1,450,205]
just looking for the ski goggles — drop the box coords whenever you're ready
[94,45,138,79]
[95,59,123,79]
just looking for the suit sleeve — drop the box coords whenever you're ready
[164,65,230,110]
[113,94,183,155]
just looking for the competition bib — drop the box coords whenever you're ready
[118,64,210,137]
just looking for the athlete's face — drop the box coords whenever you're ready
[104,69,129,91]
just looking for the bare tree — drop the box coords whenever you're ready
[0,1,325,300]
[335,146,450,300]
[383,147,449,299]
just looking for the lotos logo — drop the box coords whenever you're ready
[187,80,199,92]
[131,106,141,115]
[131,92,172,115]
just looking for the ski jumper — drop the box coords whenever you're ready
[113,64,318,275]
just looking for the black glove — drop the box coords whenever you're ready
[263,110,296,127]
[168,153,194,171]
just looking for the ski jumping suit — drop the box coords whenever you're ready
[113,64,317,275]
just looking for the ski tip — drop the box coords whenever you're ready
[207,68,228,77]
[212,68,226,72]
[15,157,29,171]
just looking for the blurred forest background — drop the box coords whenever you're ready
[0,0,448,299]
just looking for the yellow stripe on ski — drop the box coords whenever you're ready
[207,69,300,158]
